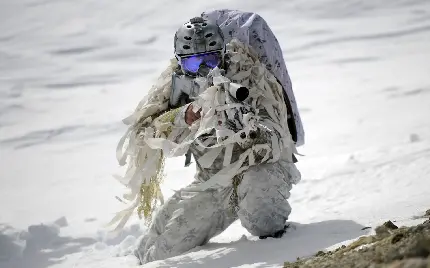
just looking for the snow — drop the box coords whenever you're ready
[1,0,430,267]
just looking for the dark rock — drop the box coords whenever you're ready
[315,251,325,257]
[384,221,399,230]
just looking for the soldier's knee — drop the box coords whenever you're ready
[238,200,291,236]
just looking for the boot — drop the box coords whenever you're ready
[259,224,289,239]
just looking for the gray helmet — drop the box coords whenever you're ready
[174,17,224,56]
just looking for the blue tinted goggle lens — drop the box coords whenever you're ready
[180,52,221,73]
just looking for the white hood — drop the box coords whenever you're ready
[202,9,305,146]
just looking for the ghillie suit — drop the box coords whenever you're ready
[113,10,304,264]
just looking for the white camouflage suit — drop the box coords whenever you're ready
[134,10,303,264]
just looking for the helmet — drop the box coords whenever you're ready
[174,16,224,56]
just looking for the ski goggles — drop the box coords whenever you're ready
[180,51,222,74]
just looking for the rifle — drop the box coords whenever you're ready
[169,68,250,167]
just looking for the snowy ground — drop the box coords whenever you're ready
[1,0,430,267]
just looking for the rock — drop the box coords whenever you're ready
[315,251,325,257]
[384,221,399,230]
[283,215,430,268]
